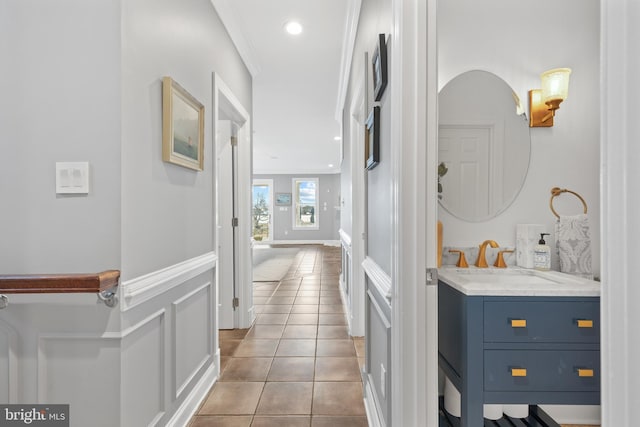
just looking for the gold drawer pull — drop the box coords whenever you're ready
[511,319,527,328]
[577,319,593,328]
[577,368,594,377]
[511,368,527,377]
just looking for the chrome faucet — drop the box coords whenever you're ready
[475,240,499,268]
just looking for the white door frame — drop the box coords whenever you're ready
[252,178,274,242]
[349,73,366,337]
[213,73,254,330]
[600,1,639,425]
[389,0,437,426]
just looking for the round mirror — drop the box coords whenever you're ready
[438,70,531,222]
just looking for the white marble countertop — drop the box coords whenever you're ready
[438,266,601,297]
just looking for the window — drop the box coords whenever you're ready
[252,179,273,241]
[292,178,319,229]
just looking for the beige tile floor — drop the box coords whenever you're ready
[190,245,367,427]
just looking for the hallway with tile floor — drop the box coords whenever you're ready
[189,245,367,427]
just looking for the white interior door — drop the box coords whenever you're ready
[217,120,235,329]
[438,126,492,218]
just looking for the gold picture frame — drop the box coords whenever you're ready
[162,76,205,171]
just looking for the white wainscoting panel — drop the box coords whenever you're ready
[5,253,218,427]
[37,334,122,427]
[339,229,352,248]
[172,282,213,400]
[0,330,9,403]
[364,275,392,427]
[121,252,217,311]
[121,310,166,427]
[0,321,18,403]
[340,231,353,331]
[362,256,392,301]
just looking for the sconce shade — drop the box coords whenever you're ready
[540,68,571,104]
[529,67,572,127]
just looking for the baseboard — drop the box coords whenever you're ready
[264,239,340,246]
[166,350,220,427]
[364,377,385,427]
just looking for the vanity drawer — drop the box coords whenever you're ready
[484,300,599,343]
[484,349,600,392]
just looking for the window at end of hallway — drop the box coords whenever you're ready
[292,178,319,230]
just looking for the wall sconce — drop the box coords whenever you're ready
[528,68,572,127]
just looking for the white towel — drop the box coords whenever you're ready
[555,214,593,280]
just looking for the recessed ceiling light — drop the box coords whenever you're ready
[334,136,342,141]
[328,164,334,168]
[284,21,303,35]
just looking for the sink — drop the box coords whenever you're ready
[437,266,599,296]
[450,268,562,286]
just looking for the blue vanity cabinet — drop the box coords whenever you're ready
[438,280,600,427]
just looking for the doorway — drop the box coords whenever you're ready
[214,73,254,330]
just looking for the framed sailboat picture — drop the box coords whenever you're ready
[162,76,205,171]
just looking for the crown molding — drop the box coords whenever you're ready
[335,0,363,121]
[210,0,261,77]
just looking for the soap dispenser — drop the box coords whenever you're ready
[533,233,551,271]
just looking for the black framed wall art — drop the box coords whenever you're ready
[372,34,388,102]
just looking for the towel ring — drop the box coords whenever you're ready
[549,187,588,219]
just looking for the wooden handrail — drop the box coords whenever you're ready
[0,270,120,294]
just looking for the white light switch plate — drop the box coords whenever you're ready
[56,162,89,194]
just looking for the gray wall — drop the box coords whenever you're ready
[254,174,340,242]
[0,0,252,280]
[340,0,393,425]
[121,0,252,280]
[438,0,600,275]
[342,0,393,275]
[0,0,122,274]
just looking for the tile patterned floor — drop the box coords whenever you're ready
[190,245,367,427]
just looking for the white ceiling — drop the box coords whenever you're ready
[212,0,360,175]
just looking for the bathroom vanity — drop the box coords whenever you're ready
[438,267,600,427]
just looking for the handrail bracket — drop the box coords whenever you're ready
[97,287,118,308]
